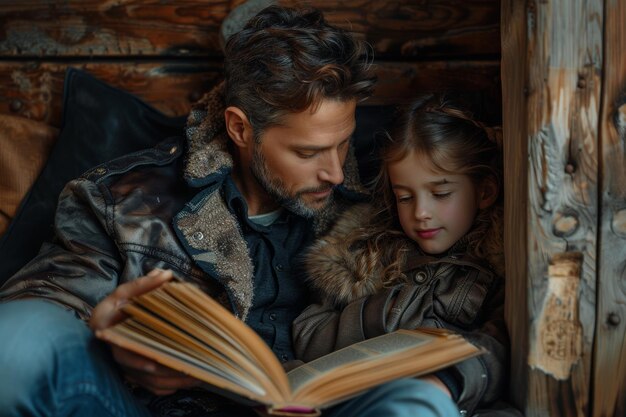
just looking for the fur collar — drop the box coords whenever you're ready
[303,203,390,307]
[304,203,504,308]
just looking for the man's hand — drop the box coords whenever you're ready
[90,269,201,395]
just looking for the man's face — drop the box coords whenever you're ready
[251,99,357,217]
[388,151,482,255]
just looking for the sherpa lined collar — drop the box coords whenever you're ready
[174,81,368,319]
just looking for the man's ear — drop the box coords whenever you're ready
[224,106,254,149]
[478,177,499,209]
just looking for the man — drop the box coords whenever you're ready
[0,6,459,417]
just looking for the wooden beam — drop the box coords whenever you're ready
[500,0,529,412]
[501,1,602,416]
[593,0,626,415]
[0,61,224,125]
[0,60,500,126]
[0,0,500,59]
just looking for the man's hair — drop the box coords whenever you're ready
[224,6,376,136]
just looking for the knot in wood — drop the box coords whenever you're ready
[607,313,621,327]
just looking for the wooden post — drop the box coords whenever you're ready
[594,0,626,416]
[501,1,602,416]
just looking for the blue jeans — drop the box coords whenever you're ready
[0,299,460,417]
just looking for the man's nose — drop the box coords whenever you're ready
[318,151,344,185]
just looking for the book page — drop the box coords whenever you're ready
[98,325,268,402]
[99,282,291,403]
[287,330,434,391]
[288,329,481,408]
[126,290,280,398]
[165,283,291,397]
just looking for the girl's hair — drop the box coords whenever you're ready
[352,94,504,284]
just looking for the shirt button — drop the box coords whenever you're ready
[281,354,289,362]
[269,313,277,321]
[275,264,284,272]
[192,231,204,241]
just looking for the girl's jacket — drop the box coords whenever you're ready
[293,203,512,416]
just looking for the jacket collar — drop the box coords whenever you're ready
[174,82,367,319]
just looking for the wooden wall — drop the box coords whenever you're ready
[0,0,502,127]
[2,2,624,416]
[502,1,625,416]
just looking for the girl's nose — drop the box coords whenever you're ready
[414,200,432,221]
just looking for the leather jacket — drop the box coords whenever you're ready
[0,136,243,318]
[0,82,368,322]
[292,203,512,416]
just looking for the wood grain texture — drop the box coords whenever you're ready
[0,60,500,127]
[500,0,529,412]
[502,1,602,416]
[593,0,626,415]
[0,0,500,59]
[0,0,234,57]
[0,61,224,125]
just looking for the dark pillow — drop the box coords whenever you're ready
[0,68,393,284]
[0,68,186,283]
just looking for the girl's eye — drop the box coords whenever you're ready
[396,195,413,204]
[433,192,452,200]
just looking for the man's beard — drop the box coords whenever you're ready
[250,145,335,218]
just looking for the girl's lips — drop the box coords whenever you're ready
[416,228,441,239]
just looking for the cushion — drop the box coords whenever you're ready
[0,68,393,284]
[0,68,186,283]
[0,115,59,236]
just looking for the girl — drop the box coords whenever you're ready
[293,94,516,416]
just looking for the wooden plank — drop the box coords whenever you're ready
[0,0,235,57]
[500,0,529,411]
[0,60,500,127]
[501,1,602,416]
[593,0,626,415]
[0,0,500,59]
[0,61,224,126]
[287,0,500,59]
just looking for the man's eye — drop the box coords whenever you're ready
[433,192,452,199]
[296,152,316,159]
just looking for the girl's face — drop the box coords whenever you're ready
[387,150,488,255]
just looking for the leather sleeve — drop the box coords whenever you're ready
[292,298,367,362]
[293,266,509,415]
[362,273,509,414]
[0,178,123,319]
[454,279,508,413]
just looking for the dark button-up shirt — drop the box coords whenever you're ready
[222,176,312,362]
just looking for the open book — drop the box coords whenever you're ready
[96,282,482,416]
